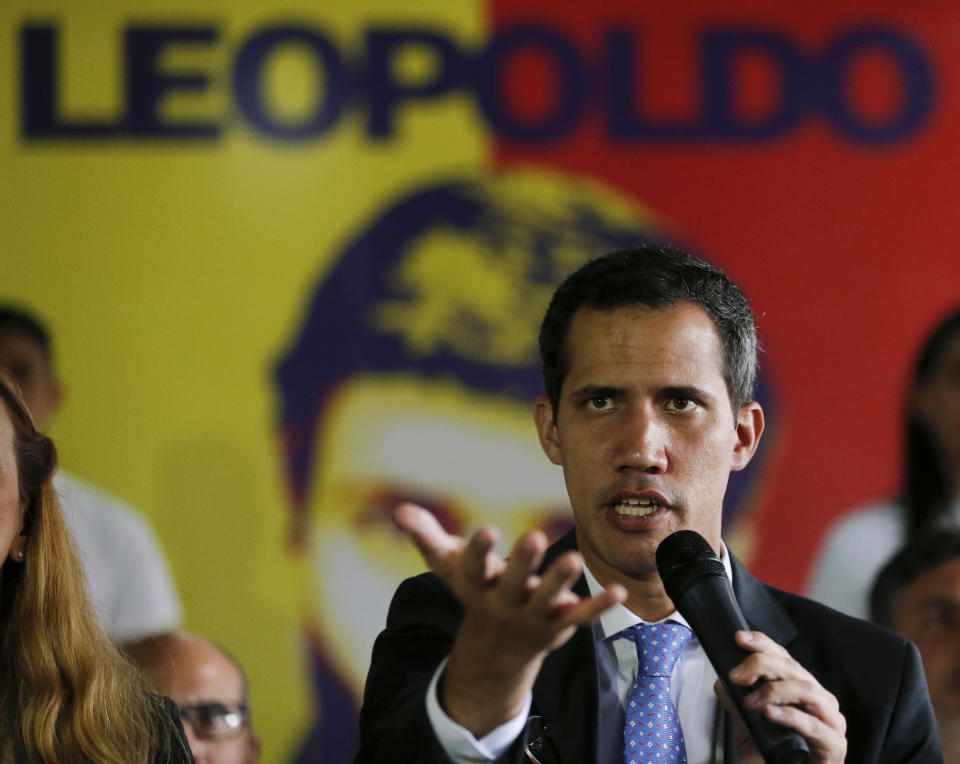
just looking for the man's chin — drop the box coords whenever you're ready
[591,547,660,583]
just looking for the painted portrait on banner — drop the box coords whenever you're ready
[273,169,774,761]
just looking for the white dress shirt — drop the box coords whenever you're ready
[427,545,734,763]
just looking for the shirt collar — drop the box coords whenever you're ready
[582,541,734,640]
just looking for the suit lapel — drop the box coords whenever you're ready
[531,531,598,763]
[729,554,797,647]
[719,553,799,763]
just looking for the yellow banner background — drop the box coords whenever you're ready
[2,1,487,759]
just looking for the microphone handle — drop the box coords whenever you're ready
[674,577,810,764]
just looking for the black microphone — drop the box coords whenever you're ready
[656,530,809,764]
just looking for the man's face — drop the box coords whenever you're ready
[0,330,59,429]
[893,557,960,727]
[151,638,259,764]
[535,302,763,587]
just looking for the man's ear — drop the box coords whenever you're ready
[248,732,262,763]
[31,375,63,431]
[49,379,63,415]
[731,401,764,472]
[534,396,563,466]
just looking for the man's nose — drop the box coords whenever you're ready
[616,406,668,474]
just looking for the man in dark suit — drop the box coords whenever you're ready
[871,530,960,763]
[356,247,940,763]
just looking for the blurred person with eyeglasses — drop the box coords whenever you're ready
[128,631,261,764]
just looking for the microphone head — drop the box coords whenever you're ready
[656,530,725,602]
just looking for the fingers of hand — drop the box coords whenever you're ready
[394,503,465,570]
[720,634,847,761]
[507,549,623,630]
[735,630,790,658]
[760,703,847,759]
[552,580,626,628]
[498,531,549,605]
[526,550,583,615]
[461,526,505,586]
[729,632,814,687]
[732,633,846,755]
[718,677,846,763]
[744,679,842,723]
[730,631,843,716]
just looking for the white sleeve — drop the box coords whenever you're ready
[103,510,183,642]
[425,657,532,763]
[806,505,904,620]
[54,472,183,643]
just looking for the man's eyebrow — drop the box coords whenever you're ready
[567,384,718,402]
[568,384,624,399]
[916,596,960,610]
[660,385,715,403]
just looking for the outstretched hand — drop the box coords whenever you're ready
[395,503,626,737]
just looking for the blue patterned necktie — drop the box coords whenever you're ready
[622,621,694,764]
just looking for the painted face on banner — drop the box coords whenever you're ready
[308,376,571,690]
[272,170,773,756]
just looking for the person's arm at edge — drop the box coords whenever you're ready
[878,639,942,763]
[355,572,530,763]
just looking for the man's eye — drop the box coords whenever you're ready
[666,397,695,412]
[922,607,960,630]
[588,396,612,410]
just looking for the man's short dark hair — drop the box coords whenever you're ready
[537,246,758,417]
[870,529,960,627]
[0,305,53,364]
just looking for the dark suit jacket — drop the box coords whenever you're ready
[355,531,941,763]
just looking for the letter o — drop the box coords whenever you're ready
[234,26,348,139]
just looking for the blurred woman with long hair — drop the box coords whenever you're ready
[808,307,960,619]
[0,372,191,763]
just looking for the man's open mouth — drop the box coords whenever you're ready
[611,497,662,517]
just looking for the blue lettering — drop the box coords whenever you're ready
[365,28,466,138]
[20,25,121,137]
[701,29,807,140]
[18,21,938,146]
[608,27,685,140]
[819,27,935,143]
[234,26,348,140]
[126,26,219,137]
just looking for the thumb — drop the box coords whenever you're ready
[394,503,464,569]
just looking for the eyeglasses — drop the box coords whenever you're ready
[178,702,250,741]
